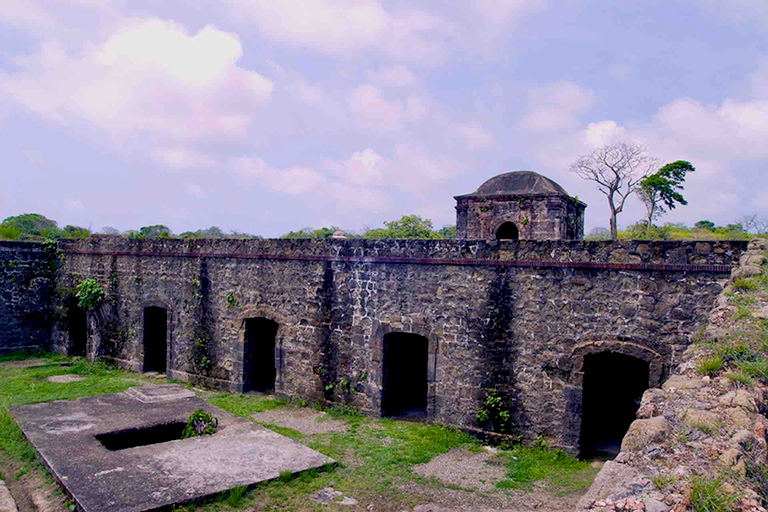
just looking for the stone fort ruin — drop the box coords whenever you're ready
[0,171,746,455]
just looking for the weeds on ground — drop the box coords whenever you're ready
[207,393,285,417]
[652,474,676,490]
[496,444,596,495]
[689,474,740,512]
[696,355,725,376]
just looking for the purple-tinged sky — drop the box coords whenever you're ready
[1,0,766,236]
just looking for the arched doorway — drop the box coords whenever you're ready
[68,298,87,357]
[382,332,428,418]
[496,222,519,240]
[143,307,168,373]
[243,317,278,393]
[579,352,649,459]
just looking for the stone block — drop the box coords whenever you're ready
[621,417,670,452]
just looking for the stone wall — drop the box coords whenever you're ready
[46,236,745,451]
[0,241,53,353]
[456,194,586,240]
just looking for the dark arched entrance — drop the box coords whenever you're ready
[143,307,168,373]
[382,332,428,418]
[579,352,649,459]
[496,222,519,240]
[68,298,87,357]
[244,318,278,393]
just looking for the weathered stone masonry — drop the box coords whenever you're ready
[0,241,54,353]
[0,236,733,452]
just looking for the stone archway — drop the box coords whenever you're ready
[371,318,438,419]
[237,305,289,394]
[138,299,174,375]
[495,222,519,240]
[561,340,664,457]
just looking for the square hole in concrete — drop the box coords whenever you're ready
[95,422,188,451]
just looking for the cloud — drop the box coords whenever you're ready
[471,0,547,24]
[184,183,206,199]
[223,0,454,61]
[367,65,414,87]
[348,84,403,130]
[231,156,328,196]
[405,96,428,123]
[153,148,217,170]
[0,19,274,145]
[520,81,595,133]
[458,122,496,150]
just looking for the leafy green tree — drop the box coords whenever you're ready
[364,215,442,239]
[637,160,695,236]
[280,227,339,239]
[62,225,91,238]
[137,225,172,238]
[180,226,227,239]
[437,225,457,238]
[0,213,62,239]
[694,220,715,232]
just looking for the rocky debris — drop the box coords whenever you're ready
[308,487,357,506]
[0,480,18,512]
[412,448,507,493]
[583,238,768,512]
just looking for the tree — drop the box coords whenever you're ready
[694,220,715,232]
[586,227,611,240]
[740,214,768,234]
[138,225,172,238]
[280,227,338,239]
[437,225,457,238]
[570,142,657,240]
[364,215,442,239]
[0,213,61,239]
[637,160,695,236]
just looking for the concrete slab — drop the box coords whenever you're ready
[10,385,335,512]
[0,480,19,512]
[46,374,84,383]
[123,384,195,403]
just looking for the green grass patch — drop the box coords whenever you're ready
[258,423,304,440]
[0,354,148,479]
[696,355,725,376]
[207,393,285,418]
[652,474,676,490]
[727,371,754,387]
[495,445,597,495]
[737,359,768,381]
[732,277,760,292]
[689,474,740,512]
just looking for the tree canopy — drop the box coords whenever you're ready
[637,160,695,235]
[364,215,445,239]
[0,213,90,240]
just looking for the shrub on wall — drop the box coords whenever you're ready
[75,278,104,311]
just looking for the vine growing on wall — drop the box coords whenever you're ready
[476,388,511,433]
[75,278,104,311]
[190,259,215,379]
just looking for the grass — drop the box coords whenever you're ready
[495,445,597,495]
[207,392,285,417]
[689,475,740,512]
[652,474,676,490]
[0,353,148,490]
[1,352,599,511]
[696,355,725,376]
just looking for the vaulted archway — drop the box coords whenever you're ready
[495,222,519,240]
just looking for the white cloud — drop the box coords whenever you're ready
[348,84,403,130]
[367,65,414,87]
[184,183,206,199]
[472,0,547,24]
[458,122,496,150]
[153,148,217,170]
[520,81,595,133]
[231,157,328,196]
[0,19,274,145]
[406,96,428,122]
[223,0,454,61]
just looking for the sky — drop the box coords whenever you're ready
[1,0,766,237]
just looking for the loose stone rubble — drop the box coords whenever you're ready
[581,238,768,512]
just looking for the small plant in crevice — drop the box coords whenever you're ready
[182,409,218,438]
[520,217,530,226]
[696,354,724,376]
[226,292,239,308]
[689,474,740,512]
[75,278,104,311]
[476,388,511,433]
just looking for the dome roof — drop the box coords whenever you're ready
[458,171,571,198]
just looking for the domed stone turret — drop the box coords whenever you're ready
[455,171,586,241]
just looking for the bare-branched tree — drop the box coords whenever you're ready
[570,142,657,240]
[740,214,768,235]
